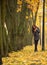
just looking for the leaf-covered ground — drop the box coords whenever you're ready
[2,44,47,65]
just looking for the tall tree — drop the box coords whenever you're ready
[0,0,3,64]
[18,0,28,47]
[1,0,8,56]
[42,0,45,50]
[6,0,18,51]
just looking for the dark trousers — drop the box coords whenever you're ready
[34,40,38,51]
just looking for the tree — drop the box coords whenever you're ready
[1,0,8,56]
[0,0,3,64]
[6,0,18,51]
[0,0,40,57]
[42,0,45,50]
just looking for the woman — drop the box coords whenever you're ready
[32,25,40,51]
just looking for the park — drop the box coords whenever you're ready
[0,0,47,65]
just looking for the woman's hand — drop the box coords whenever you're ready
[34,28,37,32]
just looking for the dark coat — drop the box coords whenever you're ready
[32,27,40,41]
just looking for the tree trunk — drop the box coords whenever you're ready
[1,0,8,56]
[42,0,45,50]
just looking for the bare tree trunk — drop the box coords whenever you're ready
[0,0,3,64]
[6,0,18,51]
[1,0,10,56]
[42,0,45,50]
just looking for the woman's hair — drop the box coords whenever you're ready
[32,25,36,30]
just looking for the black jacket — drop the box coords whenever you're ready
[32,27,40,41]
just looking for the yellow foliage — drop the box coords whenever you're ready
[30,14,32,18]
[26,16,29,19]
[17,0,22,5]
[17,0,40,13]
[2,44,47,65]
[16,8,21,12]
